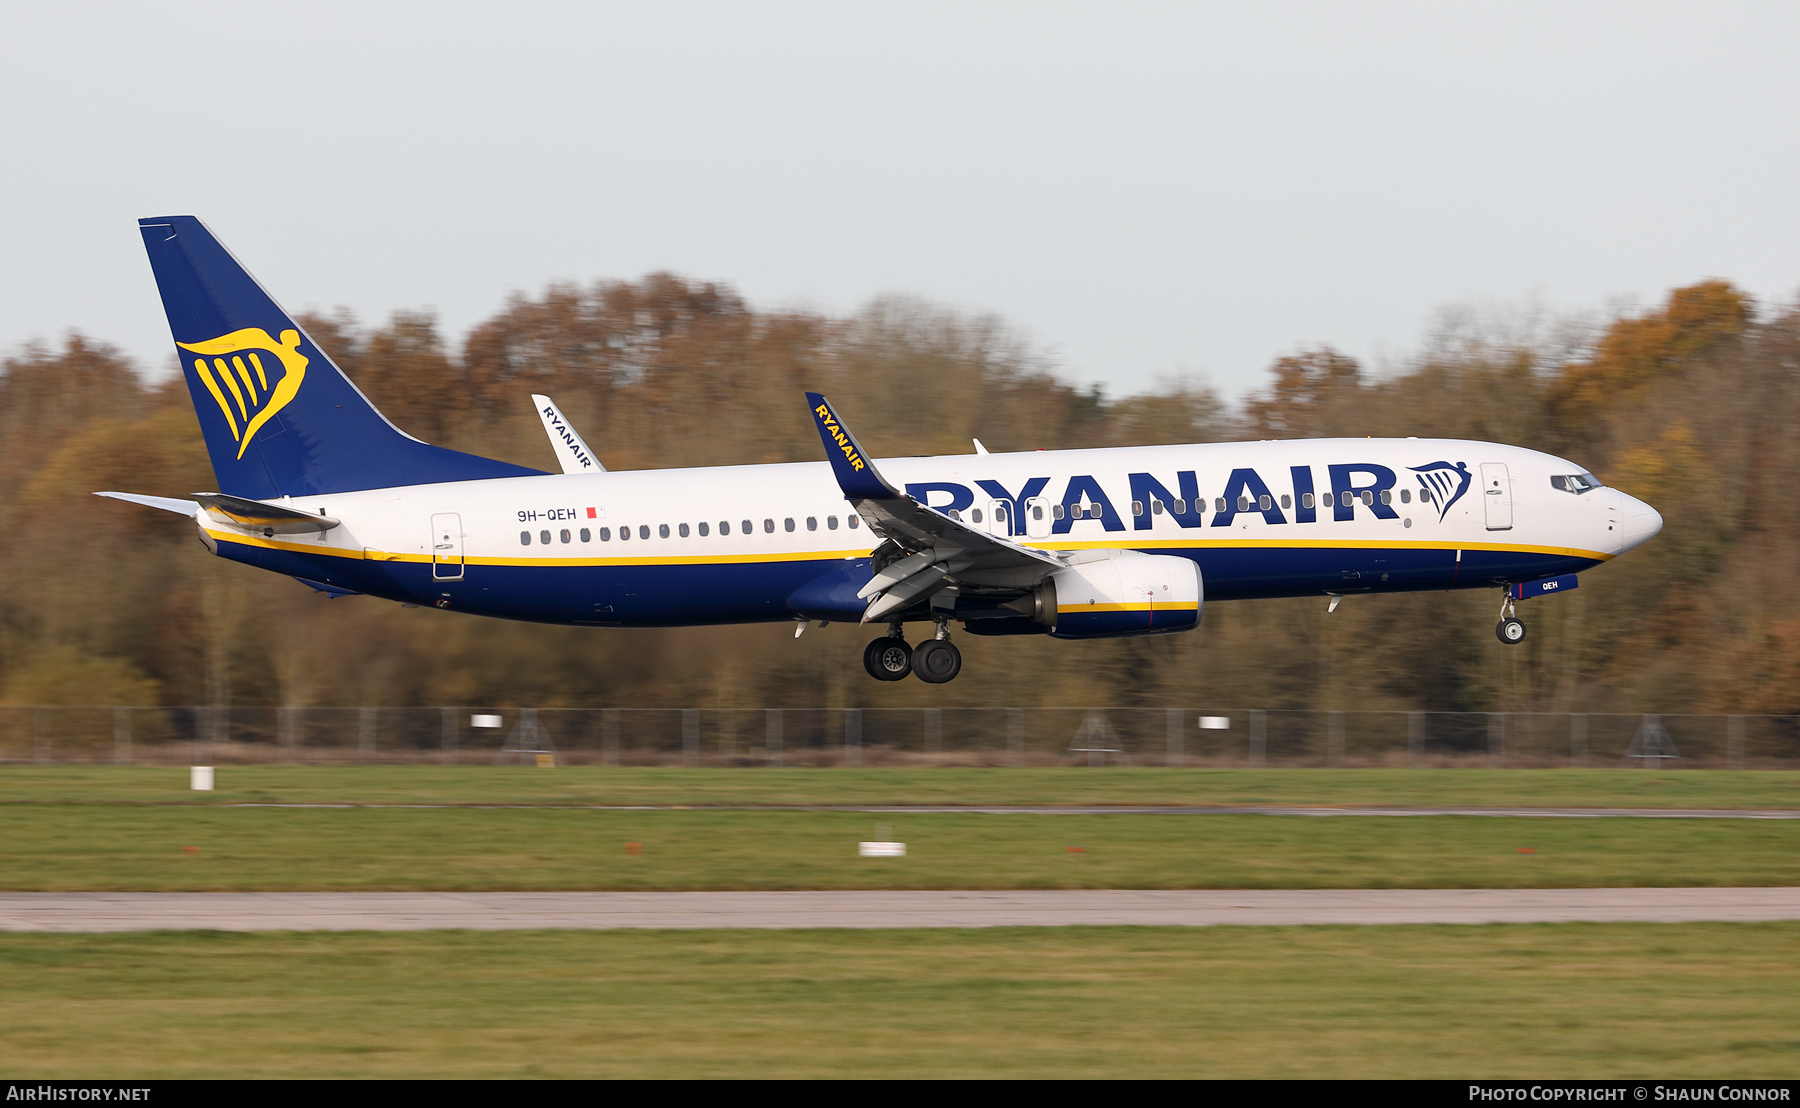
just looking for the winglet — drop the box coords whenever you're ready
[805,392,899,500]
[531,394,605,474]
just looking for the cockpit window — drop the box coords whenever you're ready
[1550,473,1603,494]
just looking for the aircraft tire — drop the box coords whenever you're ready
[912,639,963,684]
[1496,617,1527,645]
[864,637,913,681]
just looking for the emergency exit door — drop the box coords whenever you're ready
[1480,464,1513,531]
[431,513,465,580]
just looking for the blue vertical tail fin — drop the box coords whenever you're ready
[139,216,543,498]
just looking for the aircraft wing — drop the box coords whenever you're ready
[804,392,1060,623]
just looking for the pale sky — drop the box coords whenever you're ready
[3,1,1797,402]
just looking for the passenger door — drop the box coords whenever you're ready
[430,512,465,580]
[1024,496,1054,539]
[1480,463,1513,531]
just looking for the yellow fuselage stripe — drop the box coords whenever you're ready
[1059,602,1201,613]
[204,527,1611,568]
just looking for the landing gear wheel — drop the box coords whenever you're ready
[863,637,912,681]
[1496,617,1527,645]
[912,639,963,684]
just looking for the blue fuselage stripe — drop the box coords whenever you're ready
[215,539,1598,626]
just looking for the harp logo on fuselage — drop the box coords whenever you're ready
[175,328,310,460]
[1409,461,1473,522]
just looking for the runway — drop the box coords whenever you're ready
[3,887,1797,932]
[227,803,1800,819]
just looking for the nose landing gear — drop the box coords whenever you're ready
[1495,593,1526,645]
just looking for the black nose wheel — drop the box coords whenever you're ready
[1496,617,1527,645]
[863,636,913,681]
[912,638,963,683]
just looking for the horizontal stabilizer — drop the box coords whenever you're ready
[297,578,361,598]
[192,492,340,534]
[94,491,200,517]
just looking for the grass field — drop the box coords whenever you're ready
[1,923,1795,1078]
[3,765,1798,809]
[3,804,1798,890]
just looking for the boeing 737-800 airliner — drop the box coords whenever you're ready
[100,217,1663,683]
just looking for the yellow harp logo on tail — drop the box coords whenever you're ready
[175,329,309,460]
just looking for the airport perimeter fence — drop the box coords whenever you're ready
[0,705,1797,768]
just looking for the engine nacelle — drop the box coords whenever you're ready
[1039,553,1203,639]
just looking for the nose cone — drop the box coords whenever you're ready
[1619,494,1663,552]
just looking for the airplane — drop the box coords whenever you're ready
[100,216,1663,684]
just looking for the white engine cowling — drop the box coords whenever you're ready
[1042,553,1202,639]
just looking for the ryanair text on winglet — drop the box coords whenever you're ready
[815,404,866,472]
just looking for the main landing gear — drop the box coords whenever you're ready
[1495,592,1527,645]
[862,620,963,683]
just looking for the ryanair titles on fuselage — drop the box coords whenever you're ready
[898,458,1471,536]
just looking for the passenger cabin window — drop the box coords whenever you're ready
[971,509,982,523]
[1153,500,1165,516]
[1174,499,1188,513]
[827,516,838,529]
[599,527,612,541]
[763,518,774,533]
[679,523,690,537]
[948,509,962,521]
[580,528,591,542]
[848,515,859,529]
[1237,496,1251,512]
[1302,492,1315,509]
[619,526,630,541]
[806,517,817,531]
[560,529,571,543]
[639,525,650,540]
[784,517,795,532]
[1400,489,1411,504]
[539,530,551,545]
[1132,501,1145,517]
[520,531,531,545]
[720,521,731,535]
[1379,490,1392,506]
[1360,491,1373,506]
[1215,497,1226,513]
[658,524,670,539]
[1280,494,1291,509]
[1342,492,1354,507]
[698,522,709,536]
[1052,504,1066,520]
